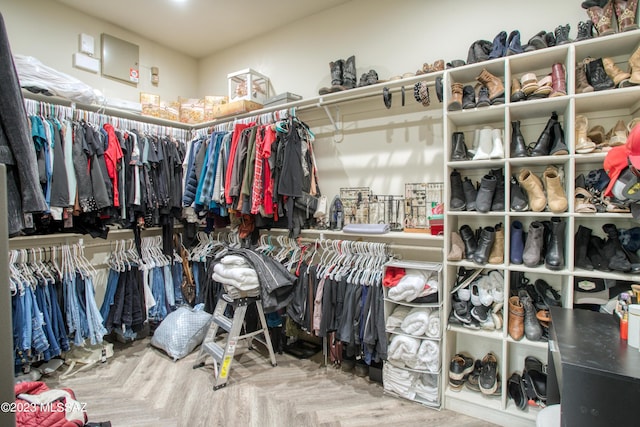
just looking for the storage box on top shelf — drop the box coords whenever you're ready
[159,101,180,122]
[228,68,270,104]
[204,95,228,121]
[179,97,205,124]
[140,92,161,117]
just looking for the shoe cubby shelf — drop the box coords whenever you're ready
[442,29,640,425]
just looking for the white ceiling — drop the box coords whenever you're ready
[54,0,351,58]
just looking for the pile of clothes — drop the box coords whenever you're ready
[212,255,260,293]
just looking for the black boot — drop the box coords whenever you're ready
[319,59,345,95]
[451,132,469,161]
[463,177,478,211]
[576,20,594,41]
[554,24,572,45]
[450,170,466,211]
[511,120,529,157]
[490,168,505,211]
[460,225,478,260]
[588,235,610,271]
[575,225,594,270]
[545,32,556,47]
[602,223,632,272]
[476,86,491,108]
[510,175,528,211]
[549,121,568,155]
[585,58,615,91]
[462,85,476,109]
[343,55,357,89]
[435,76,443,103]
[473,226,496,264]
[545,217,565,271]
[531,112,558,156]
[476,174,497,213]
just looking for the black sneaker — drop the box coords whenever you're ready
[479,352,498,395]
[449,353,474,381]
[465,359,483,392]
[453,300,472,324]
[471,304,490,323]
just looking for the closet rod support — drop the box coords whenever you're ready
[318,102,343,143]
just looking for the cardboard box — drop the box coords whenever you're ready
[141,92,161,117]
[179,98,205,124]
[159,101,180,122]
[209,100,263,119]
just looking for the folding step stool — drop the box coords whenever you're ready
[193,292,277,390]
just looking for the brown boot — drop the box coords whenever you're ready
[518,169,547,212]
[629,46,640,85]
[447,231,465,261]
[602,57,631,86]
[587,2,616,36]
[488,223,504,264]
[576,61,595,93]
[511,77,525,102]
[432,59,445,72]
[508,296,524,340]
[476,69,505,101]
[614,0,639,32]
[543,165,568,213]
[448,83,464,111]
[549,63,566,97]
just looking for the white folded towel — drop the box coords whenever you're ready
[387,335,420,365]
[386,305,411,330]
[425,309,441,338]
[400,307,432,336]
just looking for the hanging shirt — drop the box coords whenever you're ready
[103,123,124,207]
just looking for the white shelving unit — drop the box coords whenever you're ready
[442,30,640,426]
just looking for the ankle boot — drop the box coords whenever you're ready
[576,20,595,40]
[489,31,508,59]
[448,83,464,111]
[343,55,357,89]
[585,57,615,91]
[527,30,548,51]
[448,231,465,261]
[531,112,558,156]
[587,2,616,36]
[604,57,632,88]
[319,59,345,95]
[602,223,632,271]
[473,127,493,160]
[451,132,470,161]
[588,235,610,271]
[511,120,529,158]
[476,69,505,101]
[508,296,525,340]
[490,168,505,211]
[511,78,525,102]
[518,169,547,212]
[550,63,567,97]
[476,174,497,213]
[462,85,476,109]
[550,122,569,155]
[469,129,481,156]
[490,129,504,159]
[554,24,572,45]
[543,166,568,213]
[475,85,491,108]
[615,0,639,32]
[545,32,556,47]
[460,225,477,260]
[489,223,504,264]
[511,220,525,264]
[575,225,595,270]
[575,115,597,153]
[507,30,524,56]
[473,226,496,264]
[450,170,466,211]
[545,217,565,271]
[520,291,543,341]
[523,222,545,267]
[463,177,478,211]
[510,175,529,211]
[629,46,640,85]
[576,61,595,93]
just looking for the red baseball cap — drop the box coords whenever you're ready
[626,122,640,168]
[604,145,629,198]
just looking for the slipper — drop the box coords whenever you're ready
[520,73,539,95]
[575,187,597,213]
[532,75,552,96]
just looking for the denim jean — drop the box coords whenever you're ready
[27,285,49,356]
[83,275,107,345]
[34,281,60,360]
[48,280,69,352]
[163,264,175,310]
[100,269,120,327]
[12,285,30,366]
[172,261,184,306]
[148,267,167,321]
[64,273,84,346]
[193,262,202,304]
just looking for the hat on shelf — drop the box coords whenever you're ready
[604,125,640,200]
[574,277,609,305]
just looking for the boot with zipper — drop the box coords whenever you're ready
[473,226,496,264]
[511,120,529,158]
[520,291,543,341]
[476,174,497,213]
[462,85,476,109]
[511,220,525,264]
[460,224,477,261]
[530,112,558,156]
[545,217,565,271]
[510,176,529,211]
[508,296,525,340]
[490,168,505,211]
[463,177,478,211]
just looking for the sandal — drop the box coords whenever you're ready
[520,73,539,95]
[532,75,553,97]
[604,197,630,213]
[575,187,597,213]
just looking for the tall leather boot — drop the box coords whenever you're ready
[510,175,529,211]
[587,2,616,36]
[614,0,639,32]
[550,63,567,97]
[602,223,632,271]
[543,165,568,213]
[576,61,595,93]
[463,177,478,211]
[549,122,569,155]
[531,112,558,156]
[575,225,594,270]
[490,168,505,211]
[473,127,493,160]
[588,235,610,271]
[545,217,565,271]
[451,132,469,161]
[511,220,525,264]
[518,169,546,212]
[511,120,529,158]
[343,56,357,89]
[450,170,466,211]
[489,223,504,264]
[473,226,496,264]
[585,57,615,91]
[508,296,525,340]
[629,46,640,85]
[522,222,543,267]
[319,59,345,95]
[476,69,505,101]
[476,174,497,213]
[448,83,464,111]
[460,224,477,260]
[602,57,631,87]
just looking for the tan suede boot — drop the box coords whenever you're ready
[508,296,524,340]
[576,61,595,93]
[476,69,505,101]
[518,169,546,212]
[543,165,568,213]
[614,0,639,32]
[488,223,504,264]
[448,83,463,111]
[447,231,465,261]
[629,46,640,85]
[602,57,631,86]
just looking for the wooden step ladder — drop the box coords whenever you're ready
[193,292,277,390]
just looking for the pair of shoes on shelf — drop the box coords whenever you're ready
[458,224,499,265]
[450,128,505,161]
[583,0,639,35]
[510,218,566,270]
[510,111,569,158]
[515,165,568,213]
[574,224,640,272]
[448,69,504,112]
[512,64,567,103]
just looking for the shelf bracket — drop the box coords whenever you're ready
[319,102,343,143]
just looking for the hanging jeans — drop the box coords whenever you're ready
[148,267,167,321]
[84,275,108,345]
[193,262,202,305]
[172,261,184,306]
[47,281,69,352]
[34,281,60,361]
[12,286,31,367]
[100,269,120,326]
[64,272,85,346]
[163,264,175,310]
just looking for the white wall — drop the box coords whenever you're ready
[2,0,199,103]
